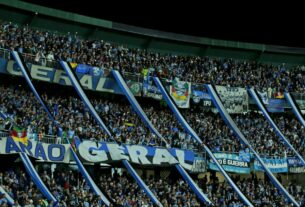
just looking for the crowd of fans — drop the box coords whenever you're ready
[233,112,305,157]
[271,114,305,156]
[0,18,305,207]
[0,164,304,207]
[0,81,198,150]
[1,80,304,157]
[0,21,305,93]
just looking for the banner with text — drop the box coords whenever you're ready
[254,157,288,173]
[287,157,304,173]
[77,140,195,170]
[0,137,70,163]
[191,156,207,173]
[208,153,250,174]
[0,59,124,94]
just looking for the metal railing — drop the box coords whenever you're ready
[0,129,69,144]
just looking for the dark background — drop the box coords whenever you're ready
[20,0,304,48]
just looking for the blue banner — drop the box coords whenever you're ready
[239,149,251,162]
[77,139,195,170]
[209,153,250,174]
[266,99,286,112]
[1,137,70,163]
[254,157,288,173]
[0,58,122,94]
[192,90,212,106]
[192,90,211,100]
[287,157,304,173]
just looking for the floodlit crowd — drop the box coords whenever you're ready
[0,80,304,158]
[0,19,305,207]
[0,21,304,93]
[0,165,304,207]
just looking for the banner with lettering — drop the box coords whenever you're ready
[0,59,122,94]
[254,157,288,173]
[287,157,304,173]
[191,156,207,173]
[76,140,195,170]
[208,153,250,174]
[0,137,70,163]
[126,80,142,96]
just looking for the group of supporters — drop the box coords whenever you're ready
[0,164,304,207]
[0,19,304,207]
[0,20,304,94]
[1,80,304,157]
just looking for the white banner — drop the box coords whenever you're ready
[77,140,194,170]
[216,86,248,113]
[0,137,70,163]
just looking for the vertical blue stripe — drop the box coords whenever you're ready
[0,111,7,120]
[122,160,163,207]
[112,71,166,143]
[70,147,110,206]
[60,63,162,206]
[11,51,55,123]
[19,153,58,204]
[153,77,253,207]
[0,186,15,205]
[153,77,202,143]
[284,92,305,128]
[207,85,300,207]
[248,88,305,167]
[175,164,212,205]
[10,54,110,205]
[60,61,112,137]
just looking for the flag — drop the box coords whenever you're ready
[169,78,191,108]
[10,126,28,146]
[275,91,284,99]
[70,62,78,69]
